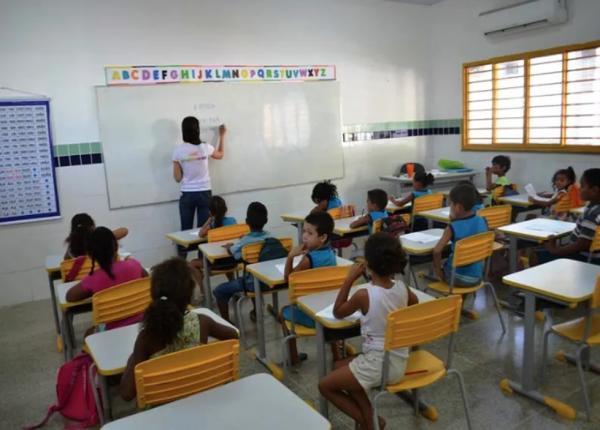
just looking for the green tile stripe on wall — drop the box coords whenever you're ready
[54,142,102,156]
[342,118,462,133]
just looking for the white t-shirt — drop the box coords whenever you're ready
[172,142,215,192]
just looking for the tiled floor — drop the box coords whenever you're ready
[2,272,600,429]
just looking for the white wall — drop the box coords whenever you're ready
[424,0,600,190]
[0,0,430,306]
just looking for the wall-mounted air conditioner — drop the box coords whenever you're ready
[479,0,568,37]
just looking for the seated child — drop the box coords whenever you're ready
[457,180,485,212]
[350,189,389,234]
[390,171,434,207]
[120,257,238,401]
[537,168,600,265]
[64,213,128,259]
[66,227,147,330]
[529,166,582,220]
[311,180,342,213]
[485,155,512,194]
[433,183,488,286]
[318,233,418,430]
[213,202,270,322]
[281,211,337,365]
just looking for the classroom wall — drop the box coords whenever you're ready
[424,0,600,190]
[0,0,431,306]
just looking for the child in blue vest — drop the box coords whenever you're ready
[213,202,270,322]
[390,171,434,207]
[281,211,337,365]
[350,189,388,234]
[433,183,488,286]
[198,195,237,237]
[311,180,342,213]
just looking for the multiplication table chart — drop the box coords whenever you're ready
[0,100,60,225]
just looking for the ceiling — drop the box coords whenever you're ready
[385,0,446,5]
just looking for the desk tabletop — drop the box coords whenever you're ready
[498,194,535,208]
[297,284,434,329]
[400,229,444,255]
[334,217,368,236]
[440,187,489,197]
[415,207,450,223]
[165,229,208,247]
[246,256,353,287]
[101,373,330,430]
[497,218,575,242]
[198,239,238,262]
[85,308,237,376]
[503,259,600,304]
[380,171,478,184]
[281,202,409,223]
[56,280,90,310]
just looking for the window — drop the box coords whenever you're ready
[463,40,600,153]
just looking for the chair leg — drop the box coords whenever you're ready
[413,389,419,416]
[235,295,247,349]
[448,369,473,430]
[486,282,506,335]
[575,344,592,421]
[89,363,105,426]
[372,391,386,430]
[540,329,554,381]
[281,334,296,378]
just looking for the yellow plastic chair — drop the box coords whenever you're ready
[207,223,250,242]
[134,339,240,409]
[60,256,93,281]
[541,277,600,420]
[92,277,151,326]
[588,226,600,263]
[233,238,293,347]
[426,231,505,333]
[372,295,472,430]
[281,266,352,373]
[411,193,444,231]
[478,204,512,252]
[327,205,355,220]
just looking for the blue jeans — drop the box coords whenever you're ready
[178,190,211,257]
[213,275,254,305]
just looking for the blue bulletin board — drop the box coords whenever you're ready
[0,99,60,225]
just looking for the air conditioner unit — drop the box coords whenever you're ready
[479,0,567,37]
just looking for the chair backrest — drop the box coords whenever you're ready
[92,277,151,325]
[240,237,293,265]
[412,193,444,215]
[384,295,462,350]
[372,219,383,233]
[135,339,240,409]
[451,231,495,268]
[592,276,600,309]
[477,205,512,230]
[207,224,250,243]
[589,226,600,262]
[287,265,352,303]
[554,194,574,213]
[327,205,355,220]
[60,256,93,281]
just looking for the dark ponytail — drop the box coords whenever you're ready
[414,171,435,187]
[552,166,577,189]
[209,196,228,228]
[88,227,118,279]
[143,258,194,347]
[365,233,406,277]
[65,213,95,257]
[181,116,201,146]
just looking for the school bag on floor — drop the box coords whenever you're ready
[24,352,99,430]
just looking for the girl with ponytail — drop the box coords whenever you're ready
[528,166,581,220]
[319,233,418,430]
[120,257,237,402]
[65,227,146,329]
[64,212,129,259]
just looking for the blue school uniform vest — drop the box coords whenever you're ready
[307,245,336,269]
[412,189,432,199]
[210,216,237,229]
[327,197,342,210]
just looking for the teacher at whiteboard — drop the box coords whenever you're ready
[172,116,226,257]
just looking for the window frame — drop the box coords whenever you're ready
[462,39,600,154]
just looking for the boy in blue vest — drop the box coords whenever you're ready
[350,189,388,234]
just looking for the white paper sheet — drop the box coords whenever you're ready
[403,232,441,244]
[275,256,304,274]
[188,230,200,236]
[440,208,450,217]
[316,303,362,322]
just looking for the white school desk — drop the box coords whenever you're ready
[440,187,489,197]
[415,207,451,228]
[399,229,445,288]
[246,256,352,376]
[497,218,576,273]
[165,228,207,252]
[333,216,369,237]
[501,259,600,418]
[101,373,330,430]
[197,239,239,309]
[380,170,478,195]
[86,308,237,424]
[56,280,91,360]
[498,193,538,209]
[297,284,434,418]
[45,250,132,344]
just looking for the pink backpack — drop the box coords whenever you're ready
[25,352,99,429]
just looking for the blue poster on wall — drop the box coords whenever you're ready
[0,99,60,225]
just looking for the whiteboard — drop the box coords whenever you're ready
[96,81,343,209]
